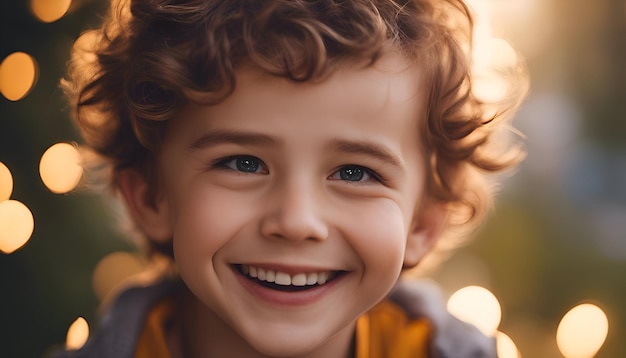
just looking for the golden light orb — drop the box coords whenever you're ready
[0,52,39,101]
[0,162,12,202]
[447,285,502,336]
[489,38,519,69]
[65,317,89,350]
[30,0,72,23]
[92,251,146,300]
[39,143,83,194]
[0,200,34,254]
[496,331,520,358]
[557,303,609,358]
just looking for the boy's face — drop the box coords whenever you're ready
[142,54,442,356]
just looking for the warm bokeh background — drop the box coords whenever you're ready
[1,1,624,357]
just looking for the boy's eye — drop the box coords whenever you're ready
[217,156,268,174]
[329,165,374,182]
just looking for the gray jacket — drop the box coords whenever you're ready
[50,279,495,358]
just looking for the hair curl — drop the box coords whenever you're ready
[63,0,527,259]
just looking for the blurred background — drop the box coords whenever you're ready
[0,0,624,357]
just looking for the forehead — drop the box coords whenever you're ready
[229,53,422,119]
[168,52,426,144]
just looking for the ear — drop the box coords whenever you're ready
[116,169,172,244]
[403,201,448,269]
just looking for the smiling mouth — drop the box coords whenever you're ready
[234,264,344,292]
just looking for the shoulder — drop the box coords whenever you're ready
[388,279,497,358]
[49,278,182,358]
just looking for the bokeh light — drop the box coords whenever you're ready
[556,303,609,358]
[472,73,510,104]
[464,0,522,104]
[472,37,521,103]
[0,162,12,202]
[0,200,34,254]
[0,52,39,101]
[488,38,518,69]
[92,251,147,301]
[65,317,89,350]
[39,143,83,194]
[30,0,72,23]
[447,285,502,336]
[497,331,520,358]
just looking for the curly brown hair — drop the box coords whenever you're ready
[63,0,527,259]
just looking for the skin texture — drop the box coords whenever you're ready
[119,53,447,358]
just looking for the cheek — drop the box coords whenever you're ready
[170,181,257,270]
[338,199,409,279]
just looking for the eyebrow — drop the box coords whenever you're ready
[188,130,405,169]
[188,129,277,150]
[330,139,405,170]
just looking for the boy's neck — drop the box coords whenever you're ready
[177,288,357,358]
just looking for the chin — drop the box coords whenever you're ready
[241,326,333,358]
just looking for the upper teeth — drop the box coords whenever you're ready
[241,265,331,286]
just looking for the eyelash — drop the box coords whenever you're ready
[211,155,268,174]
[208,155,385,184]
[327,165,385,184]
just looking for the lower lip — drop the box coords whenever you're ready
[233,267,345,307]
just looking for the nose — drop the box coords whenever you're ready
[259,176,329,242]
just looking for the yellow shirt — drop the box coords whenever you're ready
[136,298,431,358]
[355,300,431,358]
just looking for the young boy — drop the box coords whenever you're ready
[55,0,526,357]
